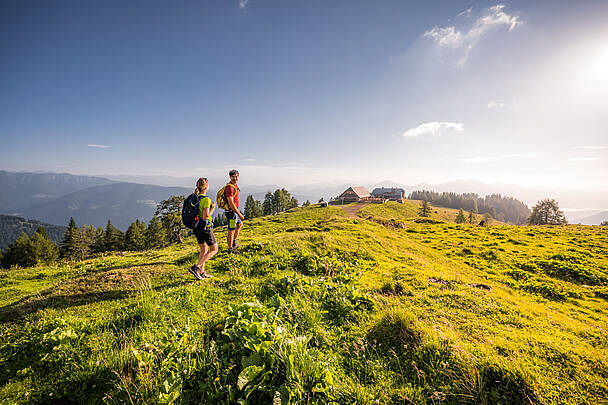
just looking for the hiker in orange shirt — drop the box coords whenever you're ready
[224,169,245,252]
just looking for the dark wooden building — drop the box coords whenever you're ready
[371,187,405,202]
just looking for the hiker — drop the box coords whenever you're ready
[187,177,218,280]
[223,169,244,252]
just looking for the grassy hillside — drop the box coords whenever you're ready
[1,202,607,404]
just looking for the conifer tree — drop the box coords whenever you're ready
[30,226,59,264]
[2,232,35,268]
[145,216,166,248]
[244,195,263,219]
[419,200,431,217]
[263,192,273,215]
[455,209,466,223]
[213,212,228,227]
[104,220,125,251]
[303,200,311,207]
[468,210,474,224]
[126,220,147,251]
[61,217,86,260]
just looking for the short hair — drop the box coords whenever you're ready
[229,169,239,177]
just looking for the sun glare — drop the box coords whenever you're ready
[585,46,608,84]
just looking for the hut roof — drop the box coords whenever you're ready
[348,186,370,198]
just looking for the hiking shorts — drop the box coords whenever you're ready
[225,211,242,230]
[193,225,217,246]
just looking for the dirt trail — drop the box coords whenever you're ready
[340,202,369,218]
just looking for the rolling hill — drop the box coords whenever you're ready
[1,201,606,404]
[0,215,67,251]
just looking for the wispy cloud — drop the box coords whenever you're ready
[423,5,521,66]
[568,157,599,162]
[87,144,111,149]
[238,0,249,9]
[459,152,540,164]
[403,121,464,138]
[455,7,473,19]
[487,101,505,109]
[573,146,606,150]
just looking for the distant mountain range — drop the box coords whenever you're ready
[0,215,67,251]
[0,170,115,211]
[1,171,606,230]
[11,182,192,231]
[573,211,608,225]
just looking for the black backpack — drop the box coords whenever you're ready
[182,193,202,229]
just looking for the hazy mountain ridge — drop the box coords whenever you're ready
[0,170,116,212]
[575,211,608,225]
[16,182,192,230]
[0,215,67,251]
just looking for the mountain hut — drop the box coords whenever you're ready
[339,186,371,203]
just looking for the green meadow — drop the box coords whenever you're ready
[1,201,607,404]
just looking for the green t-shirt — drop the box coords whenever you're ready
[198,195,212,217]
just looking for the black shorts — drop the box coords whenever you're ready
[193,225,217,246]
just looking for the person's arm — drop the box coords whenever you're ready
[227,196,245,220]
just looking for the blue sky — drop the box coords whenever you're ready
[1,0,607,190]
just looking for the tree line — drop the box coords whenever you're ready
[1,189,302,268]
[244,188,299,219]
[409,190,530,224]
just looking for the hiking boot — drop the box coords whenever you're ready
[188,266,204,280]
[200,271,213,279]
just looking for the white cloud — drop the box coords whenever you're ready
[87,144,111,149]
[487,101,505,109]
[238,0,249,9]
[568,157,599,162]
[423,4,521,66]
[244,158,257,162]
[573,146,606,150]
[402,121,464,137]
[459,152,540,164]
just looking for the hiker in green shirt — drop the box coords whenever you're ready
[188,177,218,280]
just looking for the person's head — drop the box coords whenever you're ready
[195,177,208,194]
[229,169,239,184]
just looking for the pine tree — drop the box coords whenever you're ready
[419,200,431,217]
[213,212,228,227]
[104,220,125,251]
[455,209,466,223]
[468,210,474,224]
[61,217,86,260]
[244,195,263,219]
[126,220,147,251]
[303,200,311,207]
[2,232,35,268]
[263,192,273,215]
[30,226,59,264]
[145,216,166,248]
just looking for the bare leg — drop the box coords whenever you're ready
[233,222,243,245]
[196,244,208,269]
[199,244,218,272]
[227,230,235,249]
